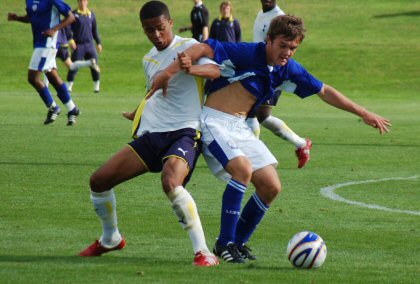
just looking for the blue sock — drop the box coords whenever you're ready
[37,86,54,107]
[218,179,247,246]
[54,83,71,104]
[235,192,269,245]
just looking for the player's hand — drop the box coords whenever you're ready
[178,52,192,73]
[122,111,135,121]
[361,111,391,135]
[42,28,56,37]
[147,70,171,98]
[97,44,103,54]
[7,13,18,21]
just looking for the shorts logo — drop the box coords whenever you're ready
[177,148,188,156]
[227,139,238,149]
[32,4,38,11]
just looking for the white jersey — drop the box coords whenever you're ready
[253,5,285,43]
[136,35,214,136]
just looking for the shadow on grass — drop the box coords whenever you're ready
[0,254,173,265]
[373,11,420,18]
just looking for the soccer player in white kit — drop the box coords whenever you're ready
[79,1,219,267]
[251,0,313,168]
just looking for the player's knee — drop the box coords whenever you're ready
[227,157,253,184]
[90,171,108,192]
[260,182,282,204]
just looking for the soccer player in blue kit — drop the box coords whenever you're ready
[8,0,81,126]
[150,14,391,263]
[67,0,102,93]
[79,1,219,267]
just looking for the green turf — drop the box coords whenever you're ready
[1,0,419,283]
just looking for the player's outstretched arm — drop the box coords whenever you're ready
[7,13,29,23]
[318,84,391,135]
[148,43,215,97]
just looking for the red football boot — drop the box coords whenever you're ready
[296,139,312,168]
[79,238,126,257]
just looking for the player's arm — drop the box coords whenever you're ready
[178,52,219,79]
[317,84,391,134]
[92,13,102,53]
[148,43,215,97]
[43,11,75,37]
[7,13,30,23]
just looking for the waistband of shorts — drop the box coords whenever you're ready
[202,106,247,122]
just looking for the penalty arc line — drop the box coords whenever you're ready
[320,176,420,216]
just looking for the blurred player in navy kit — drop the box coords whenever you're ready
[209,1,241,43]
[8,0,81,126]
[67,0,102,93]
[179,0,209,42]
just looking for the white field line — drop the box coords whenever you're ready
[320,176,420,216]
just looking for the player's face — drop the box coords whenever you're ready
[78,0,88,10]
[221,5,231,18]
[266,35,300,66]
[142,15,174,51]
[261,0,276,10]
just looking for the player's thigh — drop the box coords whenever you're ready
[85,44,98,60]
[90,145,148,191]
[71,45,85,61]
[161,157,189,193]
[252,165,282,205]
[45,69,64,86]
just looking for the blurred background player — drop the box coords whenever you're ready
[67,0,102,93]
[179,0,209,42]
[251,0,312,168]
[79,0,219,267]
[209,1,241,43]
[8,0,80,126]
[44,25,100,87]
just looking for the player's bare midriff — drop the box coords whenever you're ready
[204,81,256,117]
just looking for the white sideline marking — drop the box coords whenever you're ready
[320,176,420,216]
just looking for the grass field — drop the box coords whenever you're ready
[1,0,419,283]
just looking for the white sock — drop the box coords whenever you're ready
[94,80,100,92]
[43,74,49,88]
[90,189,122,248]
[67,81,73,91]
[246,117,261,138]
[167,186,210,254]
[64,100,76,112]
[261,115,306,148]
[70,60,91,71]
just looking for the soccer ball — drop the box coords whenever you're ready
[287,231,327,269]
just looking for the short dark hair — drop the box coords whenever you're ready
[140,1,171,21]
[267,15,306,43]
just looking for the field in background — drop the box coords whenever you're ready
[1,0,419,283]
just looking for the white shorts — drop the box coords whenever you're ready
[200,106,278,181]
[29,48,57,72]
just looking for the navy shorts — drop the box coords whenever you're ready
[128,128,202,185]
[56,46,69,62]
[261,90,282,107]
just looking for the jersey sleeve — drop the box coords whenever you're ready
[91,12,101,44]
[53,0,72,16]
[273,59,323,98]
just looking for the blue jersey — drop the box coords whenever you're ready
[26,0,72,48]
[270,59,323,98]
[205,39,274,115]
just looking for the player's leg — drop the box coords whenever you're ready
[235,165,282,260]
[161,130,218,266]
[28,48,61,124]
[201,107,253,263]
[67,44,84,92]
[80,145,149,257]
[257,104,312,168]
[46,68,80,126]
[86,44,100,93]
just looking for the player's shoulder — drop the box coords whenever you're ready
[172,35,198,50]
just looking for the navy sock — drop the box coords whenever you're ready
[54,83,71,104]
[235,192,269,245]
[218,179,247,246]
[37,86,54,107]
